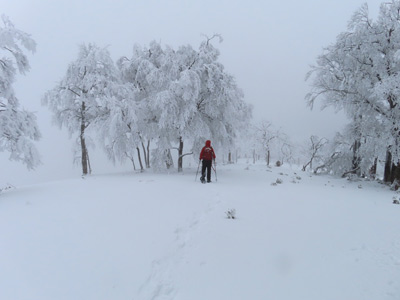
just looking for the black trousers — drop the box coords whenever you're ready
[201,160,212,182]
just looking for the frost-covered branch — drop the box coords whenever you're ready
[178,152,193,159]
[0,15,40,169]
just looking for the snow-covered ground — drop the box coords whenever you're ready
[1,161,399,300]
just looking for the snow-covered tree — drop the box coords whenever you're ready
[117,37,252,172]
[315,122,382,177]
[98,84,143,171]
[0,15,40,170]
[117,41,173,170]
[306,1,400,183]
[252,120,280,166]
[301,135,328,172]
[43,43,120,175]
[175,35,252,170]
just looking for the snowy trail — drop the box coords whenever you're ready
[1,162,400,300]
[138,180,226,299]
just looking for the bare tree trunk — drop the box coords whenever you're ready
[391,162,396,183]
[253,149,256,164]
[228,151,232,163]
[136,147,144,171]
[302,155,315,172]
[131,158,136,170]
[146,140,150,168]
[124,152,136,170]
[267,150,270,166]
[130,156,136,170]
[384,149,392,183]
[141,142,148,168]
[80,130,88,175]
[383,151,400,186]
[391,130,400,184]
[142,142,150,169]
[166,149,173,169]
[178,137,183,172]
[369,157,377,179]
[393,163,400,190]
[87,148,92,174]
[80,102,89,175]
[352,139,361,176]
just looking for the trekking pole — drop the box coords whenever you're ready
[212,161,218,182]
[195,160,201,181]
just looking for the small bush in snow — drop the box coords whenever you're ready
[225,209,236,219]
[275,161,282,167]
[393,198,400,205]
[276,178,283,184]
[0,184,15,194]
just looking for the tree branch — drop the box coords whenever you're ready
[179,152,193,159]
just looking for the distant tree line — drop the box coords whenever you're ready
[7,1,400,189]
[0,16,252,175]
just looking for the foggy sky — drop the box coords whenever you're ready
[0,0,384,185]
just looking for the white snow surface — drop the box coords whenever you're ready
[1,161,399,300]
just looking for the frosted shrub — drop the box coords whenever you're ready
[225,209,236,219]
[0,184,15,194]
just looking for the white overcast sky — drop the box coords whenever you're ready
[0,0,384,184]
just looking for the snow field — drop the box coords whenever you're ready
[0,162,399,300]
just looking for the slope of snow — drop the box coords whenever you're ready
[0,162,399,300]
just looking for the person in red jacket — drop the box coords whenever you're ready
[199,140,216,183]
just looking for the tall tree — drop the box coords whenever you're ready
[117,37,252,172]
[98,83,146,172]
[43,43,119,175]
[0,15,41,169]
[306,2,400,183]
[174,35,252,171]
[117,42,171,170]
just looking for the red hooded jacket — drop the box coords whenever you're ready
[200,140,216,161]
